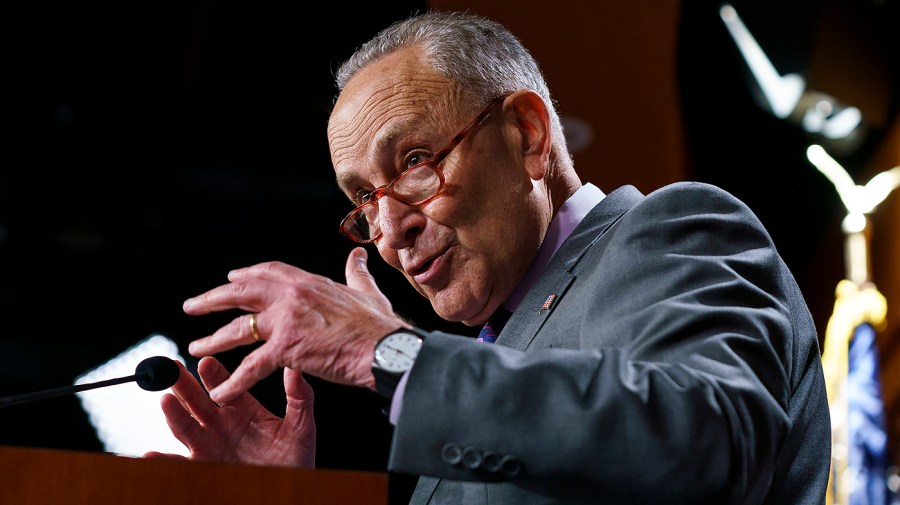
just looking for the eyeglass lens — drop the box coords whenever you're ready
[343,164,441,241]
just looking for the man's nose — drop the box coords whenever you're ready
[377,196,424,248]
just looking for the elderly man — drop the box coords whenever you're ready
[147,11,830,505]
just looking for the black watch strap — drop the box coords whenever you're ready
[373,366,403,400]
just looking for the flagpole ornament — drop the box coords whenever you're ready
[806,144,900,286]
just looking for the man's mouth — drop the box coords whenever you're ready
[407,257,435,277]
[407,248,450,285]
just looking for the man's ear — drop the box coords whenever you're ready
[505,90,552,180]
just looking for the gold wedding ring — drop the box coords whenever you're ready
[249,313,262,342]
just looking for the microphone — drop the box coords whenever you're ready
[0,356,180,409]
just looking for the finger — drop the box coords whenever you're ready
[283,368,316,467]
[183,279,273,315]
[345,247,380,294]
[284,367,315,408]
[188,313,258,357]
[168,360,220,423]
[143,451,190,461]
[283,368,315,434]
[227,260,305,284]
[195,356,232,392]
[159,392,207,452]
[207,347,278,405]
[195,356,260,411]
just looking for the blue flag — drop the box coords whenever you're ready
[848,322,895,505]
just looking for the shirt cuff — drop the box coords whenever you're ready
[388,369,410,425]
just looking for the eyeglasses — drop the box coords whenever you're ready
[338,95,508,244]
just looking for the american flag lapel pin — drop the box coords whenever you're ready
[539,294,557,314]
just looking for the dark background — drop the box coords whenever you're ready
[1,1,899,503]
[0,0,443,474]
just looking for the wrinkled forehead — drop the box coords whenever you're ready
[328,83,445,158]
[327,48,459,186]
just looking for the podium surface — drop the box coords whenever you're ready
[0,445,388,504]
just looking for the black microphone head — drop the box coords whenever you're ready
[135,356,180,391]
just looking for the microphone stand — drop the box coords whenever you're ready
[0,374,142,409]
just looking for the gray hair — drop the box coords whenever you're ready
[334,11,569,161]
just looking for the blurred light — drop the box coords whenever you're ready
[843,229,869,285]
[802,99,863,139]
[807,144,859,210]
[75,334,188,458]
[807,145,900,215]
[842,212,867,234]
[720,3,805,119]
[721,4,866,155]
[864,167,900,207]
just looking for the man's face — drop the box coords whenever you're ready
[328,47,546,326]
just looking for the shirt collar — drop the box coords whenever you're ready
[504,183,605,312]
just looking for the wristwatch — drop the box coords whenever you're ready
[372,328,425,399]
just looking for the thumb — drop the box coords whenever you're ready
[345,246,381,293]
[284,367,315,411]
[283,367,316,467]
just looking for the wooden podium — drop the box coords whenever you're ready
[0,445,388,504]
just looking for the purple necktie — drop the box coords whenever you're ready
[477,309,512,343]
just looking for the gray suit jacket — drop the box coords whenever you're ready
[390,183,830,504]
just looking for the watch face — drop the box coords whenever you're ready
[375,332,422,373]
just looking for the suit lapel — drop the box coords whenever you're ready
[496,185,643,351]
